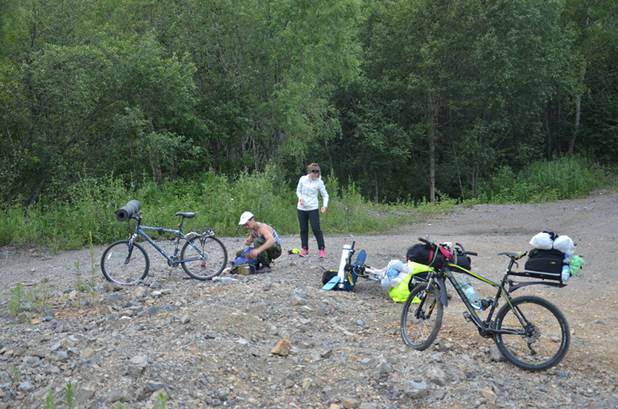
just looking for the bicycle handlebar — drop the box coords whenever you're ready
[418,237,478,256]
[116,200,141,221]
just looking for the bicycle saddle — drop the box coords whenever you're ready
[497,251,526,260]
[175,212,196,218]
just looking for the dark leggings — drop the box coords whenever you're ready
[297,209,325,250]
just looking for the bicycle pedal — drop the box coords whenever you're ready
[463,312,472,322]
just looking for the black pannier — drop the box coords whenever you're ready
[406,243,444,268]
[407,242,472,270]
[522,248,564,281]
[322,270,337,285]
[453,246,471,270]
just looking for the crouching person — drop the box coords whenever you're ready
[233,211,282,273]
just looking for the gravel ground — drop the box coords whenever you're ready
[0,190,617,408]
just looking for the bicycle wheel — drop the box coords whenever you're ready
[494,295,570,371]
[100,240,149,285]
[400,282,443,350]
[180,235,228,280]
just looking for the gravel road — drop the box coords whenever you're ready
[1,190,616,408]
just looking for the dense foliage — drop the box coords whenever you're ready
[0,167,417,249]
[0,157,605,249]
[1,0,616,206]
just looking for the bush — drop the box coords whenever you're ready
[0,167,406,249]
[480,156,606,203]
[0,157,608,250]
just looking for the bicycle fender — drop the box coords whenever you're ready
[436,277,449,307]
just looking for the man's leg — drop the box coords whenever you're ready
[251,237,270,268]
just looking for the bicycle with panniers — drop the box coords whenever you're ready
[400,238,570,371]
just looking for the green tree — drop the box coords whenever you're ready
[329,0,575,201]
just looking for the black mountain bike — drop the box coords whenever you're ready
[400,238,570,371]
[101,201,228,285]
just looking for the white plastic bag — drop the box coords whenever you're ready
[529,232,554,250]
[380,259,411,289]
[553,235,575,254]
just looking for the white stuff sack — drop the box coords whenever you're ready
[380,259,411,289]
[553,235,575,254]
[529,232,554,250]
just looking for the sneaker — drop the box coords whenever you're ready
[319,249,326,258]
[299,248,309,257]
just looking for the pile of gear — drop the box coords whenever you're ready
[321,232,585,302]
[376,260,433,302]
[526,231,584,284]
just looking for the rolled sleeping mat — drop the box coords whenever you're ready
[115,200,141,221]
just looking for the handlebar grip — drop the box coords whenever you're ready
[418,237,432,246]
[465,251,478,256]
[456,242,465,252]
[115,200,141,221]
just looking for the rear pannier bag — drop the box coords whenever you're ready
[523,248,564,281]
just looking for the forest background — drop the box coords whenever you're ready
[0,0,616,249]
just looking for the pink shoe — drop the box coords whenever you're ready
[319,249,326,258]
[300,248,309,257]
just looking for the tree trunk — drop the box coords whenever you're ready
[374,179,379,202]
[149,151,163,184]
[544,103,553,159]
[427,92,437,202]
[569,63,586,154]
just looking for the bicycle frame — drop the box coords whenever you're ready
[429,260,562,338]
[441,265,512,336]
[127,215,211,268]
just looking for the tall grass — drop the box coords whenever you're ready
[479,156,607,203]
[0,165,408,249]
[0,157,610,250]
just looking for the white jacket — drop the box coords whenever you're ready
[296,175,329,211]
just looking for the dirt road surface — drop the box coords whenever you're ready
[1,190,616,408]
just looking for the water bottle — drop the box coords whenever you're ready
[337,244,353,289]
[561,251,573,283]
[213,276,239,284]
[459,277,482,310]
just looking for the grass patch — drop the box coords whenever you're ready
[66,383,76,409]
[8,280,51,319]
[479,156,608,203]
[0,166,410,249]
[153,391,168,409]
[45,390,56,409]
[0,157,612,250]
[43,383,78,409]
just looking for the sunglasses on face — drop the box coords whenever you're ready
[311,169,320,174]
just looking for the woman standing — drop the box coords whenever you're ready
[296,163,329,257]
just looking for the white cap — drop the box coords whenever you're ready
[238,211,254,225]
